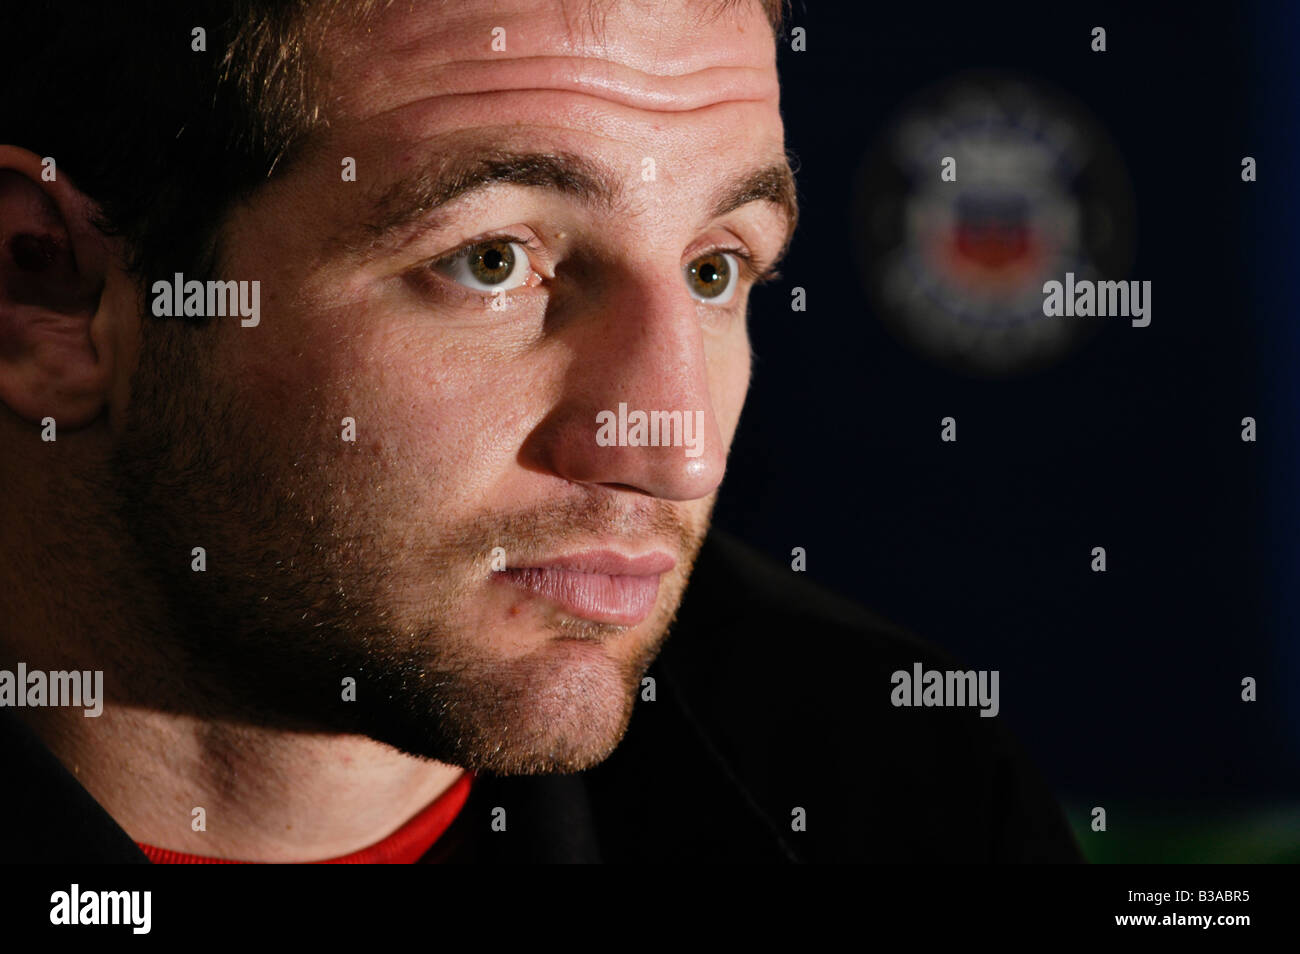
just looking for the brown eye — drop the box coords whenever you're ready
[470,240,514,284]
[685,251,738,304]
[435,239,530,291]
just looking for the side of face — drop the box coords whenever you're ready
[108,0,791,771]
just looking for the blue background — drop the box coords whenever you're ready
[715,0,1299,860]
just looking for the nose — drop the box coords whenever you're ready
[523,265,731,501]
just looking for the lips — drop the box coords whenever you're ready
[494,549,675,626]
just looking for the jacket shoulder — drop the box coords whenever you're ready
[0,710,149,863]
[594,531,1082,862]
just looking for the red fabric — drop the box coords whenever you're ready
[138,771,473,864]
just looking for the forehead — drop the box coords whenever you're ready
[320,0,782,146]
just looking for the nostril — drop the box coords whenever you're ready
[601,481,656,496]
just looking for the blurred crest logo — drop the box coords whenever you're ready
[852,73,1136,376]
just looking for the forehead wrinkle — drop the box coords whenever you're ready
[351,87,781,165]
[334,0,776,82]
[319,0,780,131]
[343,59,777,126]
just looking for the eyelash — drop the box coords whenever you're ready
[418,232,778,303]
[718,247,780,287]
[446,231,544,278]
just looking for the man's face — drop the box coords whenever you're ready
[113,0,792,772]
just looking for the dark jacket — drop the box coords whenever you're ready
[0,531,1082,863]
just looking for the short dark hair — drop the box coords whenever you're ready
[2,0,787,292]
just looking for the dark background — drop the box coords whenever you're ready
[715,0,1300,860]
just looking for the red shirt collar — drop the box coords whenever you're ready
[138,771,473,864]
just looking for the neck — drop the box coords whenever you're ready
[0,470,462,862]
[20,703,463,861]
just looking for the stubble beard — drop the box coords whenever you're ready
[107,320,711,774]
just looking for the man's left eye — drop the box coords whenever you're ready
[433,239,534,292]
[685,252,739,304]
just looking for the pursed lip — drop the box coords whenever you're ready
[493,548,676,625]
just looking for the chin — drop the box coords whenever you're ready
[354,634,649,775]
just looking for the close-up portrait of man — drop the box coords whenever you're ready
[0,0,1091,871]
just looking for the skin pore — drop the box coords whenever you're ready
[0,0,793,861]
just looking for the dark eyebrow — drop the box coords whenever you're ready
[714,159,800,262]
[355,149,625,252]
[346,146,799,260]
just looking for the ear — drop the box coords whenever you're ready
[0,145,116,428]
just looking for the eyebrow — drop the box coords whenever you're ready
[348,145,799,262]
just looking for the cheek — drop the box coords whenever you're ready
[708,320,753,446]
[340,325,547,500]
[223,277,554,506]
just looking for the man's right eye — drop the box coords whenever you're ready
[432,238,537,293]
